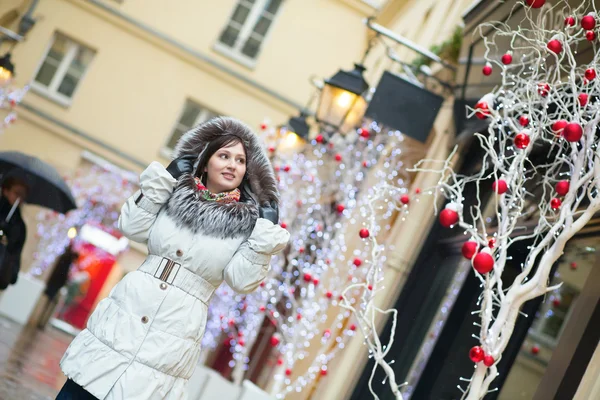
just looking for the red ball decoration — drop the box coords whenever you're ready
[492,179,508,194]
[550,198,562,210]
[313,278,319,286]
[570,261,578,270]
[537,83,550,97]
[315,134,324,144]
[400,195,410,205]
[268,146,275,153]
[531,345,540,355]
[565,16,576,26]
[359,228,370,239]
[335,153,342,162]
[280,222,287,229]
[303,272,312,282]
[260,123,268,130]
[483,355,495,367]
[474,101,491,119]
[336,204,345,213]
[501,53,513,65]
[320,367,328,376]
[277,358,284,365]
[285,368,292,376]
[349,324,357,331]
[514,132,530,149]
[555,180,570,196]
[526,0,545,7]
[488,238,496,248]
[473,251,494,274]
[469,346,485,363]
[439,207,459,228]
[353,258,362,267]
[586,31,596,41]
[325,291,333,299]
[582,14,596,30]
[482,64,493,76]
[270,335,280,346]
[585,68,596,80]
[547,39,563,55]
[367,284,373,291]
[552,298,561,307]
[552,120,568,135]
[579,93,588,106]
[359,128,370,139]
[563,123,583,142]
[283,165,291,172]
[518,115,529,127]
[461,241,479,259]
[362,160,369,168]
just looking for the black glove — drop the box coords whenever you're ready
[166,155,196,179]
[259,201,279,224]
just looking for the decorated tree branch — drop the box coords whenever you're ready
[412,1,600,398]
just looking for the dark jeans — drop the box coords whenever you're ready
[56,379,98,400]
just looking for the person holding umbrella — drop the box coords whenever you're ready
[0,170,29,290]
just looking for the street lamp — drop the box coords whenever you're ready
[316,63,369,135]
[287,112,310,141]
[0,53,15,83]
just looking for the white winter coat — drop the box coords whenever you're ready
[59,159,289,399]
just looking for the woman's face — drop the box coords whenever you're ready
[204,141,246,193]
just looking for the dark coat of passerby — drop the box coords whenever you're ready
[0,173,28,290]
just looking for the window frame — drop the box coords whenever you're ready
[160,100,220,159]
[213,0,284,68]
[30,32,95,107]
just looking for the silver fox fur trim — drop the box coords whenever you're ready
[167,117,277,238]
[165,174,258,238]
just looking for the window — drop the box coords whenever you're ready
[32,32,95,105]
[162,100,219,157]
[215,0,283,66]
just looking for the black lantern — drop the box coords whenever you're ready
[287,112,310,141]
[0,53,15,82]
[316,63,369,135]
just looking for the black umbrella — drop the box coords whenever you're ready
[0,151,76,214]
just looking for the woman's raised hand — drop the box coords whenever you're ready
[166,155,197,179]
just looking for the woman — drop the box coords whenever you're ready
[57,117,290,400]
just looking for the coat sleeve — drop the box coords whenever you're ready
[118,162,177,243]
[223,218,290,294]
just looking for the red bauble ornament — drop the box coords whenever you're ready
[482,64,493,76]
[439,207,459,228]
[353,258,362,267]
[323,329,331,337]
[238,339,245,346]
[270,335,280,346]
[400,195,410,205]
[359,128,370,139]
[315,134,324,144]
[526,0,545,7]
[475,101,491,119]
[336,204,345,213]
[501,53,513,65]
[555,180,570,196]
[285,368,292,376]
[586,31,596,41]
[519,115,529,127]
[280,222,287,229]
[303,272,312,282]
[334,153,342,162]
[283,165,291,172]
[492,179,508,194]
[552,120,568,135]
[362,160,369,168]
[259,305,266,311]
[582,14,596,30]
[325,291,333,299]
[260,123,268,130]
[514,132,530,149]
[570,261,578,270]
[473,250,494,274]
[313,278,319,286]
[461,241,479,259]
[277,358,284,366]
[547,39,563,55]
[483,355,495,367]
[550,198,562,210]
[579,93,588,106]
[367,284,373,291]
[531,345,540,355]
[585,68,596,80]
[538,83,550,97]
[320,367,328,376]
[565,16,576,26]
[488,238,496,248]
[359,228,370,238]
[349,324,357,331]
[469,346,485,363]
[563,123,583,142]
[268,146,275,153]
[552,298,561,307]
[297,313,302,320]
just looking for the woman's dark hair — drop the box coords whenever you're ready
[195,134,254,203]
[1,176,30,193]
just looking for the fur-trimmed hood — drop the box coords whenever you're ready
[172,116,278,206]
[165,117,278,238]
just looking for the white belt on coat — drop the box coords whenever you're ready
[138,255,216,304]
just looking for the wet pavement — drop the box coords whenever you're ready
[0,316,72,400]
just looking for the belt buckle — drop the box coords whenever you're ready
[154,257,181,284]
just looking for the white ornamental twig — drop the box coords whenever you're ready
[412,1,600,399]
